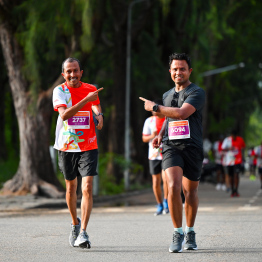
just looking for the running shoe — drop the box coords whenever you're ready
[250,175,256,181]
[216,183,222,190]
[69,217,81,247]
[230,192,235,197]
[221,184,227,191]
[163,199,169,214]
[154,203,163,216]
[169,232,185,253]
[74,230,91,249]
[184,231,197,250]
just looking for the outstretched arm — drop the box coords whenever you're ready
[58,88,104,121]
[139,97,196,120]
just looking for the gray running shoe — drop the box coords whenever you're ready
[69,217,81,247]
[184,231,197,250]
[169,231,185,253]
[74,230,91,249]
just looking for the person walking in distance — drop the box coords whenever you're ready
[142,99,169,216]
[253,142,262,189]
[221,130,245,197]
[53,57,104,248]
[139,53,205,253]
[213,136,226,191]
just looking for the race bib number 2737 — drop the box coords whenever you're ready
[67,111,90,129]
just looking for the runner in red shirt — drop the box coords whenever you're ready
[222,130,245,197]
[53,57,103,249]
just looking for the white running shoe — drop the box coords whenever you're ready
[221,184,227,191]
[216,183,222,190]
[74,230,91,249]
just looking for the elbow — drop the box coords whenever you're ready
[176,113,186,120]
[60,113,67,122]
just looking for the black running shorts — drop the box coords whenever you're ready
[227,164,241,177]
[149,160,162,175]
[58,149,98,180]
[162,143,204,181]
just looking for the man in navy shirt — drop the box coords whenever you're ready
[140,53,205,253]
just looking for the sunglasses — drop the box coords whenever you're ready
[171,92,179,107]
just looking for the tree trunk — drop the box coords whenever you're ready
[0,18,64,197]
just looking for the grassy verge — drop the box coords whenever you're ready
[0,158,19,189]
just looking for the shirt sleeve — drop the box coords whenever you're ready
[53,86,67,111]
[222,137,230,150]
[142,118,151,136]
[184,88,206,111]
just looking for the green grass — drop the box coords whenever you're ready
[0,158,19,189]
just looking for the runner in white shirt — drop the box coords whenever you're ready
[254,142,262,189]
[142,99,168,216]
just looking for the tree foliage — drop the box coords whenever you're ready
[1,0,262,194]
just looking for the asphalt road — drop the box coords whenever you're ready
[0,175,262,262]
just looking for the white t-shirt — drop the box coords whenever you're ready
[254,145,262,168]
[142,116,164,160]
[213,140,223,164]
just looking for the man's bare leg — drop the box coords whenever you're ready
[162,170,168,200]
[182,177,199,227]
[81,176,94,231]
[165,166,183,228]
[65,178,78,225]
[152,173,162,204]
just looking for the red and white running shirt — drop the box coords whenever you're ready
[221,136,245,166]
[142,116,165,160]
[53,82,100,152]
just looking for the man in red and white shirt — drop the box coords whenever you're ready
[222,130,245,197]
[53,57,103,248]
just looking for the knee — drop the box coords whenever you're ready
[168,180,181,193]
[152,176,161,187]
[82,182,93,196]
[66,182,77,196]
[183,187,198,199]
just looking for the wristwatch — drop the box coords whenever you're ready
[152,104,159,112]
[97,113,104,119]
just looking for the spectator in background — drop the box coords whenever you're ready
[142,99,169,216]
[254,142,262,189]
[212,136,226,191]
[248,147,257,181]
[222,130,245,197]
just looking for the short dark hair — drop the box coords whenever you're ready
[62,57,81,73]
[169,53,191,69]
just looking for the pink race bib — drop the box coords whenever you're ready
[68,111,90,129]
[168,120,190,140]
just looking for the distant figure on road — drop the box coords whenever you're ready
[142,99,169,216]
[140,53,205,253]
[248,147,257,181]
[254,142,262,189]
[53,57,104,248]
[222,130,245,197]
[212,136,226,191]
